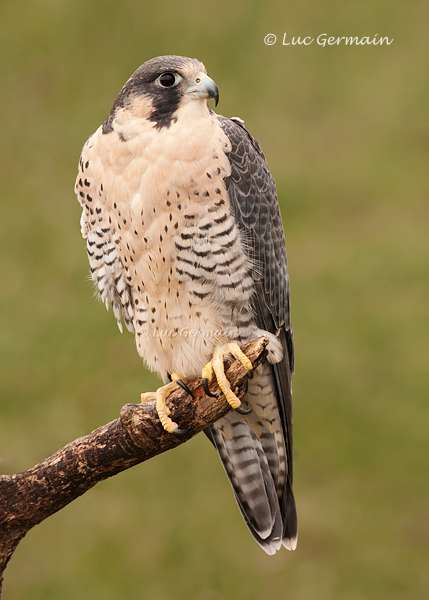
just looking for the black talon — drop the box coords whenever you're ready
[235,405,252,416]
[247,368,254,379]
[242,379,249,394]
[172,427,191,436]
[202,377,217,398]
[176,378,194,399]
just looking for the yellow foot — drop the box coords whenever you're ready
[141,373,191,435]
[202,343,253,415]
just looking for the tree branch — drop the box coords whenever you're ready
[0,337,268,593]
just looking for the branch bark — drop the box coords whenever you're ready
[0,337,268,594]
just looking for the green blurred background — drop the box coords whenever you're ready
[0,1,427,598]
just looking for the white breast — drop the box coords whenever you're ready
[77,98,256,380]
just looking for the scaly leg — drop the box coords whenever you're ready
[202,343,253,415]
[141,373,192,435]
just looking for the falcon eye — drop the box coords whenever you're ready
[158,72,178,88]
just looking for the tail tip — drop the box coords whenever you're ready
[283,535,298,551]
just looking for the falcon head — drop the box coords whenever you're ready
[103,55,219,133]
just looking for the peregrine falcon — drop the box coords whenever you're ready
[75,55,297,554]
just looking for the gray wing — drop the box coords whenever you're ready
[220,117,294,354]
[204,115,297,551]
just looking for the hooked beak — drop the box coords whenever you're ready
[185,72,219,106]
